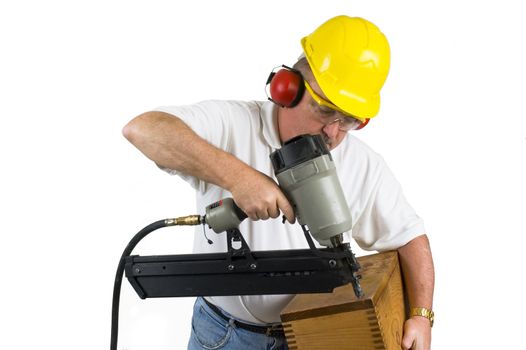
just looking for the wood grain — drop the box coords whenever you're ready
[280,251,405,350]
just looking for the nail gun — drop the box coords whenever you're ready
[111,134,363,349]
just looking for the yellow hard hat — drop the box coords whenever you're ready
[301,16,390,120]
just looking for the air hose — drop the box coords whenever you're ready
[110,215,202,350]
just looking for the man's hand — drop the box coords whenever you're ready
[401,315,432,350]
[228,166,295,224]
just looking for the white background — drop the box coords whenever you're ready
[1,1,525,349]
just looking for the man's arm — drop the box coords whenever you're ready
[397,234,435,350]
[122,111,294,222]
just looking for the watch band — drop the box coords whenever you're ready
[410,307,434,327]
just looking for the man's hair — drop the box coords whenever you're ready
[292,57,313,82]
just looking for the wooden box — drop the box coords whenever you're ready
[280,251,406,350]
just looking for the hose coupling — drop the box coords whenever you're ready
[165,215,203,226]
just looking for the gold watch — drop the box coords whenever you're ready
[410,307,434,327]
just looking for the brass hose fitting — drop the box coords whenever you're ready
[165,215,203,226]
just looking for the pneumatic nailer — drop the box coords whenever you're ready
[111,134,363,350]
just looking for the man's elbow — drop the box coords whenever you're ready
[122,112,156,144]
[122,119,135,143]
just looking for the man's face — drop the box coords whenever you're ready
[277,79,360,150]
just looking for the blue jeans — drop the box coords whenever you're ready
[187,297,289,350]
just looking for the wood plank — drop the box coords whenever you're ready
[281,251,399,321]
[280,251,406,350]
[375,261,405,349]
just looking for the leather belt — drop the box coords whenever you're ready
[202,298,285,337]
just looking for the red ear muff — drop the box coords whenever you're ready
[266,65,305,108]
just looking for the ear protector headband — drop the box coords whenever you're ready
[265,65,305,108]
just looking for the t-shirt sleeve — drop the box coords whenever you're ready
[152,100,235,190]
[351,158,426,251]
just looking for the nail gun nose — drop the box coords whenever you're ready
[328,234,364,298]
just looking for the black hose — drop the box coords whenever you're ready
[110,220,168,350]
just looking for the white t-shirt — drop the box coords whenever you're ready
[155,100,425,324]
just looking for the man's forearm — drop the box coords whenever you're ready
[397,234,434,310]
[122,111,294,221]
[398,234,434,350]
[122,111,249,192]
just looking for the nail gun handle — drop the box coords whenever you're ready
[231,200,248,221]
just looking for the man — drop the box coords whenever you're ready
[123,15,434,350]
